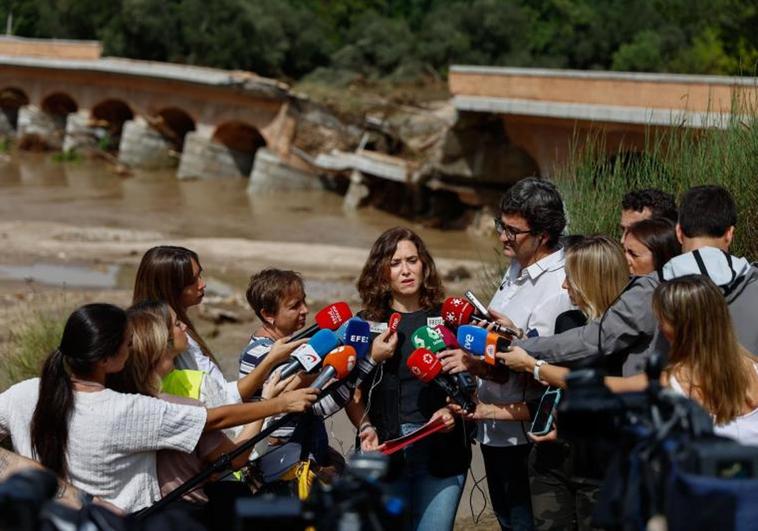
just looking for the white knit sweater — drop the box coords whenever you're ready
[0,378,206,512]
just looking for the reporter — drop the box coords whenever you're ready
[111,300,316,506]
[133,246,301,406]
[623,218,680,276]
[0,303,316,513]
[498,235,630,531]
[653,275,758,445]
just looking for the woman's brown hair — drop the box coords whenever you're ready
[132,246,217,366]
[357,227,444,321]
[653,275,758,425]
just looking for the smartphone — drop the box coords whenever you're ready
[464,290,492,318]
[530,387,562,436]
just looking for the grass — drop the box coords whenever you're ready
[557,97,758,260]
[0,310,66,392]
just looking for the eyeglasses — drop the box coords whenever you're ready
[493,218,533,240]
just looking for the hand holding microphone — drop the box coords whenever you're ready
[442,297,523,339]
[457,325,512,382]
[279,329,340,379]
[407,347,475,413]
[310,345,357,391]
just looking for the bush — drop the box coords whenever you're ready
[558,97,758,260]
[0,311,65,392]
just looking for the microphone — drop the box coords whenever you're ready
[279,329,340,379]
[289,302,353,342]
[388,312,401,334]
[407,348,475,413]
[344,318,372,359]
[457,325,511,367]
[311,345,357,390]
[411,325,447,353]
[442,297,523,339]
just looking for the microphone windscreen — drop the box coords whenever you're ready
[456,325,488,356]
[345,317,372,359]
[314,302,353,331]
[323,345,357,379]
[435,324,459,349]
[388,312,401,332]
[308,329,341,356]
[411,326,447,353]
[334,321,350,343]
[407,348,442,383]
[442,297,475,327]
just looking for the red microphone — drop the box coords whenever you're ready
[311,345,357,390]
[407,347,443,383]
[290,301,353,342]
[434,324,459,349]
[441,297,522,339]
[388,312,401,334]
[407,348,475,412]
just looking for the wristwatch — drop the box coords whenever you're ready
[533,360,547,382]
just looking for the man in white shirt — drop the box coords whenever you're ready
[441,177,571,531]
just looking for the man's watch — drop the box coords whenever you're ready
[533,360,547,382]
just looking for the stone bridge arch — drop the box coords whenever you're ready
[0,87,29,133]
[18,91,78,150]
[92,99,134,138]
[177,120,267,179]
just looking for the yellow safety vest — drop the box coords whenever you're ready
[161,369,205,400]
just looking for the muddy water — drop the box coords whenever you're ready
[0,151,494,261]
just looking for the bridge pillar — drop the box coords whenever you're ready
[247,148,321,193]
[0,112,13,136]
[118,119,177,169]
[177,131,256,179]
[62,111,98,153]
[17,105,65,149]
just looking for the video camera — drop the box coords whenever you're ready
[556,355,758,530]
[235,452,402,531]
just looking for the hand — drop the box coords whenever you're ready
[528,427,558,443]
[359,425,380,452]
[437,348,476,375]
[261,369,298,400]
[487,308,518,330]
[496,346,536,374]
[430,406,456,432]
[267,337,308,366]
[279,387,318,413]
[447,401,479,421]
[370,329,397,363]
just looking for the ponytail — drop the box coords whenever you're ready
[31,348,74,478]
[29,303,128,479]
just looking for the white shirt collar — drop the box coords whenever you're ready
[513,247,565,281]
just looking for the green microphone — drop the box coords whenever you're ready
[411,325,447,353]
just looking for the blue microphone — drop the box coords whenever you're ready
[456,325,510,365]
[344,317,372,359]
[279,329,340,379]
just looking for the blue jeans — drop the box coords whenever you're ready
[388,423,466,531]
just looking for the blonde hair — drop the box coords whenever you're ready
[109,300,172,397]
[565,235,629,320]
[653,275,758,425]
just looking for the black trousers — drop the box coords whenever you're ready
[481,443,535,531]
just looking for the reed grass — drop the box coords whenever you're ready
[0,310,65,392]
[557,96,758,260]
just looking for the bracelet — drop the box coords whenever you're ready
[359,422,375,433]
[533,360,547,382]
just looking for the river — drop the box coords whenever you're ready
[0,151,494,262]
